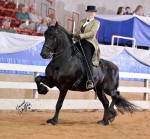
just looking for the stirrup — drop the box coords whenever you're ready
[86,80,94,89]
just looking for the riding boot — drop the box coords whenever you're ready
[86,64,94,89]
[76,39,95,89]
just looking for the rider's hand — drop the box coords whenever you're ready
[70,33,74,38]
[73,34,81,40]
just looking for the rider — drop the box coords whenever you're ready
[73,5,100,89]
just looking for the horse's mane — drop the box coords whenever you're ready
[56,23,73,44]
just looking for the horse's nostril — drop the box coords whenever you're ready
[40,53,43,56]
[41,53,48,59]
[40,53,45,58]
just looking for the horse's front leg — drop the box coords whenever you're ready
[47,90,67,125]
[35,76,50,95]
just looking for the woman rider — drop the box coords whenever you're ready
[73,5,100,89]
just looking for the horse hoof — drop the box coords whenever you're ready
[47,119,58,125]
[108,111,117,123]
[38,85,48,95]
[109,117,115,123]
[97,120,109,126]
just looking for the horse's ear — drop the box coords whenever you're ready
[48,22,58,28]
[55,22,59,28]
[48,24,51,29]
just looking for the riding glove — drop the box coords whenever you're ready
[73,34,81,40]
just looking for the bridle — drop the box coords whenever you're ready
[45,38,76,61]
[44,27,80,61]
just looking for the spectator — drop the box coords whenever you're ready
[16,5,35,30]
[0,18,17,33]
[51,17,58,26]
[37,17,49,34]
[117,7,125,15]
[133,5,144,16]
[18,3,24,12]
[125,7,132,15]
[29,5,42,26]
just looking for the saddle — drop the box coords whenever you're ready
[72,46,103,89]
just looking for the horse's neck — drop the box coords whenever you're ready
[52,43,74,63]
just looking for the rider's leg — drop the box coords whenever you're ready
[80,39,95,88]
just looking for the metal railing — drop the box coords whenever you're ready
[111,35,136,48]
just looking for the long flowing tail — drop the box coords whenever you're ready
[114,92,137,114]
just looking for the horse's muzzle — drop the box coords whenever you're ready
[40,52,53,59]
[40,52,47,59]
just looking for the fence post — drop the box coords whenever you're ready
[144,79,149,100]
[111,35,114,46]
[33,72,39,99]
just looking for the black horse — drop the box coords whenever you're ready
[35,23,136,125]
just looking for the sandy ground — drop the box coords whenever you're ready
[0,74,150,139]
[0,110,150,139]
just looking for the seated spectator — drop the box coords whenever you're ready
[125,7,132,15]
[29,5,42,28]
[18,3,24,12]
[0,18,17,33]
[51,17,58,26]
[16,5,35,30]
[16,5,30,24]
[133,5,144,16]
[37,17,49,34]
[36,16,57,34]
[117,7,125,15]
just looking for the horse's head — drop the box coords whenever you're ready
[40,24,58,59]
[40,23,73,59]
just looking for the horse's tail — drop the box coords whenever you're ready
[114,91,137,114]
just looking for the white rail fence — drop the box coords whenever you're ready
[0,63,150,110]
[111,35,136,48]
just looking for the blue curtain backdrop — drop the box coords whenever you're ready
[0,42,150,76]
[95,17,150,47]
[0,42,49,75]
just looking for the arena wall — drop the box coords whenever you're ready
[0,74,150,100]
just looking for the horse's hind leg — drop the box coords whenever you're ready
[104,89,119,122]
[35,76,50,95]
[108,97,117,122]
[95,88,110,125]
[47,90,67,125]
[109,90,136,114]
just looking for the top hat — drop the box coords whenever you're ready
[86,6,97,12]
